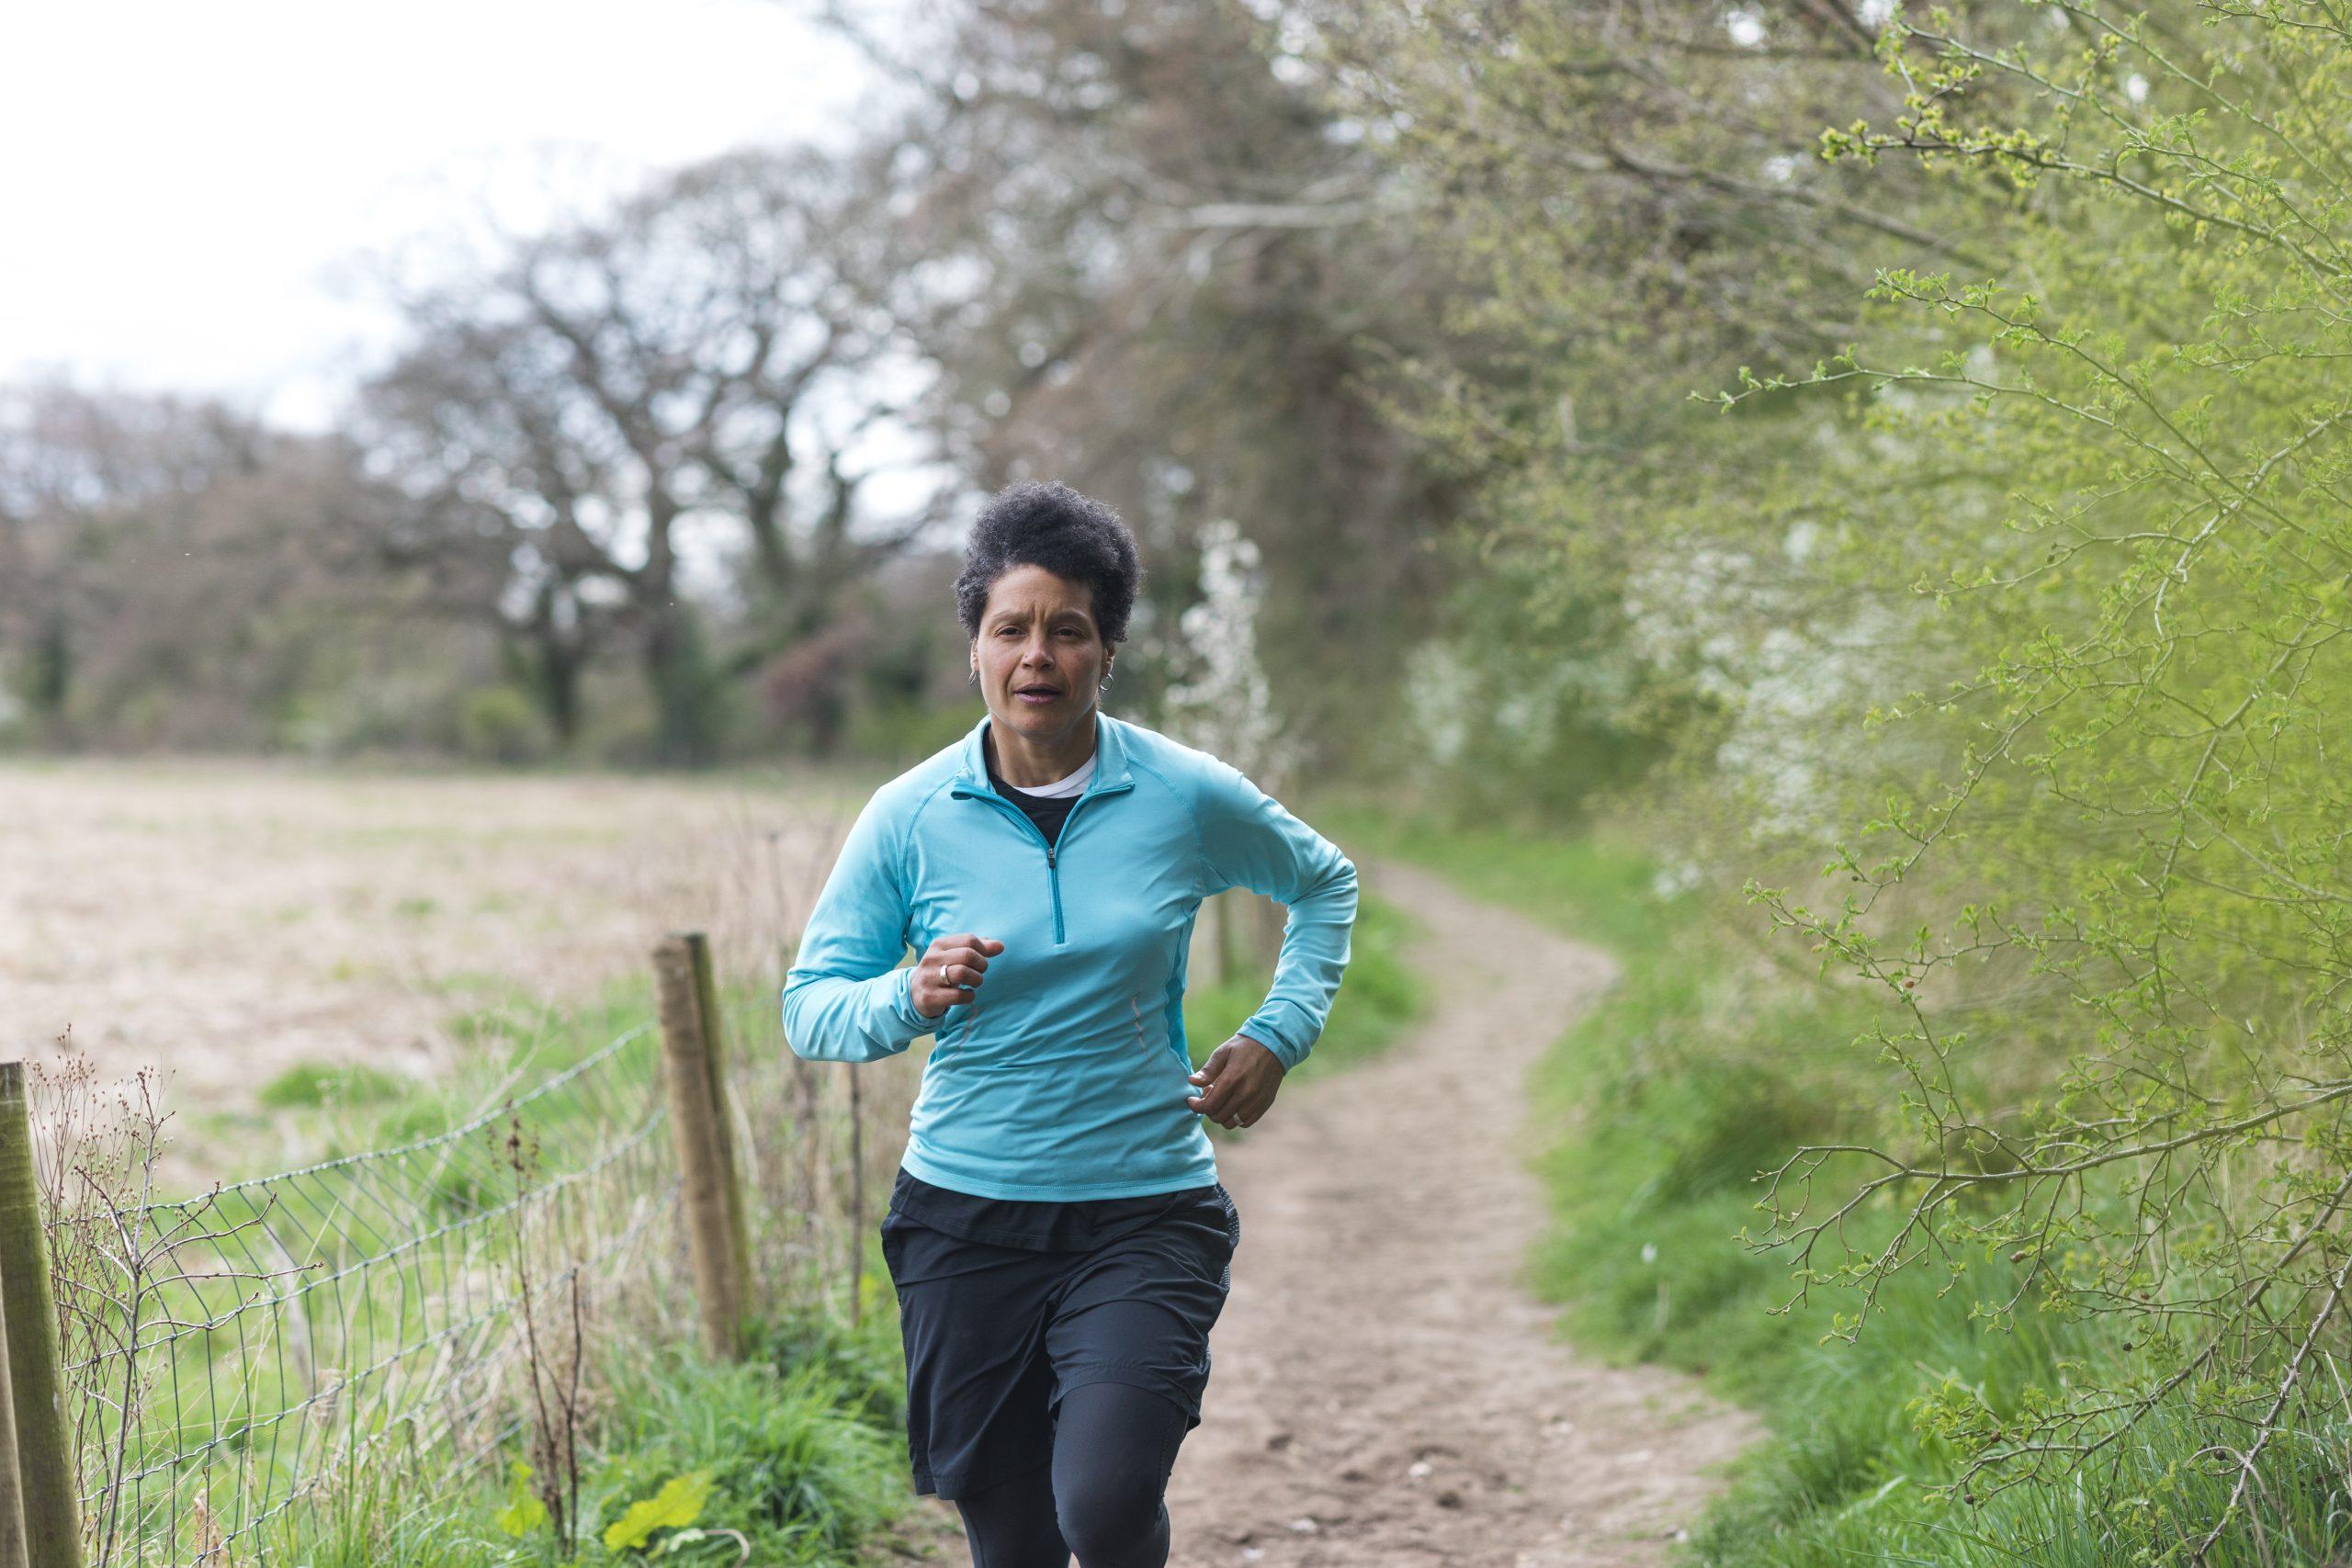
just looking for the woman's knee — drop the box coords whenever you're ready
[1056,1478,1166,1566]
[1051,1381,1186,1565]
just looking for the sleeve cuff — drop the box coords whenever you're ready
[891,964,937,1035]
[1239,1003,1317,1071]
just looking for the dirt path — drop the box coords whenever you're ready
[1157,854,1763,1567]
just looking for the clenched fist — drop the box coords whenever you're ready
[1185,1034,1285,1129]
[910,932,1005,1019]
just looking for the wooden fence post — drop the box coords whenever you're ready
[845,1071,865,1328]
[1246,889,1289,969]
[1191,896,1227,990]
[0,1281,30,1568]
[0,1063,79,1567]
[684,936,754,1326]
[653,936,750,1360]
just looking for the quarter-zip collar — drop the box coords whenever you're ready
[951,707,1135,803]
[948,707,1137,946]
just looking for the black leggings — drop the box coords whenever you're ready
[954,1381,1193,1567]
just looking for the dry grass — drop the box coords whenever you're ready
[3,756,879,1182]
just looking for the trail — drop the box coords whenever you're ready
[880,854,1762,1566]
[1158,856,1762,1566]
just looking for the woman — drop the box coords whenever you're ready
[780,479,1358,1566]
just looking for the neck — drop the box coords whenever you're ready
[989,712,1098,789]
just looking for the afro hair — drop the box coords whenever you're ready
[953,479,1144,646]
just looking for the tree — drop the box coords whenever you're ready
[1343,0,2352,1546]
[1728,3,2352,1546]
[0,381,369,749]
[1291,0,2030,825]
[354,143,940,764]
[823,0,1470,774]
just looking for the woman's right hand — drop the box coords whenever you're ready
[911,933,1005,1019]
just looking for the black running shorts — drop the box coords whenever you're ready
[878,1180,1241,1499]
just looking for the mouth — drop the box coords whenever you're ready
[1014,684,1061,705]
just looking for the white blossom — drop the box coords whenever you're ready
[1164,517,1299,789]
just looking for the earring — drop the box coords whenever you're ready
[967,667,978,686]
[1102,668,1114,688]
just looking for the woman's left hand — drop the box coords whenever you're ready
[1185,1035,1285,1129]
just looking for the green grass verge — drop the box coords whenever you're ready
[82,969,928,1568]
[1313,802,2352,1568]
[262,1303,916,1565]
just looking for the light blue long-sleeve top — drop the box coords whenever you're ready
[780,708,1358,1201]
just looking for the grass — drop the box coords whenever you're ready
[560,1309,910,1564]
[243,1304,918,1566]
[255,1059,414,1112]
[1317,800,2352,1568]
[61,961,928,1568]
[57,1009,682,1563]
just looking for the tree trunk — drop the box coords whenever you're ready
[28,614,69,721]
[539,636,582,746]
[645,604,717,767]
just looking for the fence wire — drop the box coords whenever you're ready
[44,1022,691,1566]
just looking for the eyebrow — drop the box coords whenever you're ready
[988,607,1092,626]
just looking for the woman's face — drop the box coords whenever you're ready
[970,564,1114,749]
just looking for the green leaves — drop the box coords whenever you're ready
[601,1470,717,1554]
[493,1460,548,1540]
[494,1460,719,1559]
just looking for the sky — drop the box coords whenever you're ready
[0,0,884,431]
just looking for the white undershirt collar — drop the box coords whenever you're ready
[1008,749,1095,798]
[989,730,1098,798]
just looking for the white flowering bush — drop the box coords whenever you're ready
[1163,517,1300,794]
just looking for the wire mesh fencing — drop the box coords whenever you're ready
[5,919,920,1568]
[37,1018,691,1566]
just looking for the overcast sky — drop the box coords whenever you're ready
[1,0,883,431]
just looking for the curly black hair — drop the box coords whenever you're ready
[953,479,1144,646]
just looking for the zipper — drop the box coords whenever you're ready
[1044,791,1109,943]
[950,769,1130,947]
[1046,838,1063,942]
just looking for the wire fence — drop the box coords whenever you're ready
[36,1018,686,1566]
[0,920,918,1568]
[0,780,967,1568]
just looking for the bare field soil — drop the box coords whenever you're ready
[4,759,867,1168]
